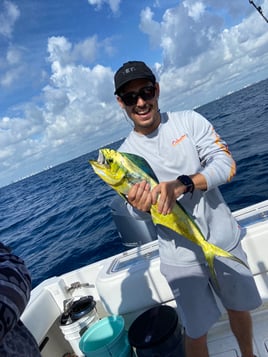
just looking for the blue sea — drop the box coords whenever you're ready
[0,79,268,288]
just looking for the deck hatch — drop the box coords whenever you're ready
[109,244,159,273]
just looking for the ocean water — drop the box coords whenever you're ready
[0,78,268,288]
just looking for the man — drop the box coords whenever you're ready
[0,242,41,356]
[114,61,261,357]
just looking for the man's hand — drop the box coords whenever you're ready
[151,180,186,215]
[127,180,152,212]
[127,174,207,215]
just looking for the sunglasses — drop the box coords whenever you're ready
[120,85,156,106]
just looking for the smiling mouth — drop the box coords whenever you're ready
[134,104,152,115]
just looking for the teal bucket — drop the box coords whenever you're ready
[79,315,131,357]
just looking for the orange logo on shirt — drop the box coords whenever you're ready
[172,134,187,146]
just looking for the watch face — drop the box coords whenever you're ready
[178,175,194,193]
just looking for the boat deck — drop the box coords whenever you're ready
[208,305,268,356]
[21,200,268,356]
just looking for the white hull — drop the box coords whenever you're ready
[21,200,268,356]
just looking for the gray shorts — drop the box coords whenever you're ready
[160,243,262,338]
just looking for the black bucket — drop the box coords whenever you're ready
[60,295,97,326]
[128,305,185,357]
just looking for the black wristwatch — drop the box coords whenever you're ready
[177,175,195,194]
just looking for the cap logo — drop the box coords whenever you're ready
[124,66,136,75]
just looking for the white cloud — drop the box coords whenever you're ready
[72,37,99,63]
[47,35,104,70]
[0,2,22,87]
[87,0,121,13]
[0,1,26,90]
[47,36,72,67]
[139,1,268,109]
[0,0,20,38]
[6,46,21,64]
[42,59,120,143]
[140,3,219,68]
[1,67,20,86]
[0,45,25,87]
[0,33,130,185]
[139,7,161,49]
[183,0,206,21]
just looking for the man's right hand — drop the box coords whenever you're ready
[127,180,152,212]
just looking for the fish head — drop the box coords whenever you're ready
[89,148,132,195]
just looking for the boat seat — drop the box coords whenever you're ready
[21,288,61,344]
[96,244,174,315]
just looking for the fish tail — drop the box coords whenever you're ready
[224,252,249,269]
[204,244,249,290]
[213,245,249,270]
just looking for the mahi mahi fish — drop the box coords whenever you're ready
[89,148,248,289]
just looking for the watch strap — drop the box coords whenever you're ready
[177,175,195,194]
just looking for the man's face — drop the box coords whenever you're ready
[117,78,160,135]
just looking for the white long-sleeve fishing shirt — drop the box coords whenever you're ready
[119,110,242,266]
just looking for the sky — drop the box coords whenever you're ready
[0,0,268,187]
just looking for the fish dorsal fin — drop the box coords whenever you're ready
[121,152,159,183]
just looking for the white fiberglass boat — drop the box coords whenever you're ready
[21,200,268,357]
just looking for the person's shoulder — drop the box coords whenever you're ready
[163,110,201,126]
[166,109,201,118]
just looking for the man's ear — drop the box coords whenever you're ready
[155,82,160,99]
[116,96,125,109]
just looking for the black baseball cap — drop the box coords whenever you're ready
[114,61,156,95]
